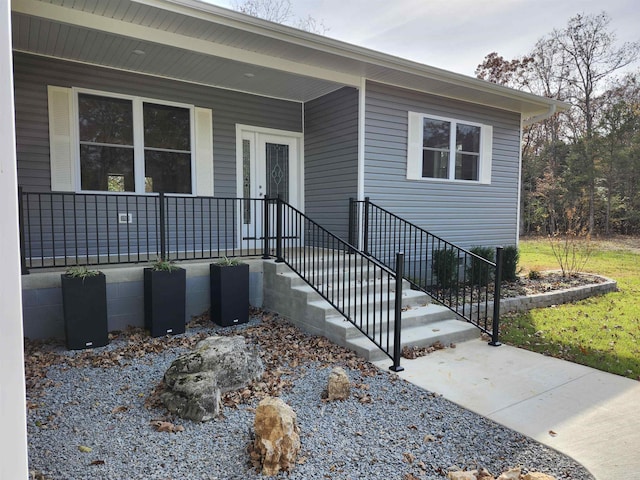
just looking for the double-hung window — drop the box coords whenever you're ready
[407,112,493,184]
[47,86,214,196]
[78,92,193,194]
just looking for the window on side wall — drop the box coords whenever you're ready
[77,92,193,194]
[406,112,493,184]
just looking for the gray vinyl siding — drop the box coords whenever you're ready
[14,52,301,262]
[304,87,358,240]
[364,81,522,249]
[13,52,302,194]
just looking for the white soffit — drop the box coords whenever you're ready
[12,0,568,115]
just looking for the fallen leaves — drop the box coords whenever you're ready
[402,452,415,464]
[78,445,92,453]
[402,341,448,359]
[150,420,184,433]
[24,326,209,398]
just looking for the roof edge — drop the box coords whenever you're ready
[135,0,569,114]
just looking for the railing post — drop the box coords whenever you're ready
[489,246,503,346]
[348,197,355,251]
[262,196,270,259]
[275,195,284,263]
[18,187,29,275]
[390,252,405,372]
[158,192,166,260]
[363,196,370,255]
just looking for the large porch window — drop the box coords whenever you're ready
[77,92,193,194]
[47,86,213,196]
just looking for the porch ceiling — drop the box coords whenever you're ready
[11,0,569,116]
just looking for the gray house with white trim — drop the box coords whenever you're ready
[12,0,567,341]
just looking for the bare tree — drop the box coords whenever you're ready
[231,0,328,34]
[551,12,640,233]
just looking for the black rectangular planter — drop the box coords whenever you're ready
[144,267,186,337]
[61,273,109,350]
[210,263,249,327]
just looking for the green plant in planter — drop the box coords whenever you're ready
[150,257,180,272]
[65,265,101,279]
[215,256,244,267]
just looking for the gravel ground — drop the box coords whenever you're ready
[26,315,594,480]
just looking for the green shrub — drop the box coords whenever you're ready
[432,248,459,289]
[501,245,519,282]
[466,246,495,285]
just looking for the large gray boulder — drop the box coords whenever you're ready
[161,335,263,421]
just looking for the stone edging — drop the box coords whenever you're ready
[499,275,618,314]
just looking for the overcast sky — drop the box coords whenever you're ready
[205,0,639,77]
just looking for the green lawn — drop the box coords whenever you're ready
[501,238,640,380]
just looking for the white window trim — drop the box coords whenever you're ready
[72,87,197,195]
[407,111,493,184]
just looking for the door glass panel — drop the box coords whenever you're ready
[266,142,289,203]
[242,139,251,224]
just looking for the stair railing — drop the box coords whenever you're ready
[350,198,502,346]
[266,196,406,371]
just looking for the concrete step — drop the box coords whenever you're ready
[262,258,482,364]
[324,303,454,342]
[285,268,398,290]
[345,319,482,362]
[302,285,430,313]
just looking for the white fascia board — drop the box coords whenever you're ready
[13,0,361,88]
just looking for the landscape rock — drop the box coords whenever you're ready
[161,335,263,421]
[477,467,495,479]
[327,366,351,401]
[251,396,301,476]
[447,471,478,480]
[522,473,556,480]
[497,467,521,480]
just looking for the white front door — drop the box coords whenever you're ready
[237,126,302,246]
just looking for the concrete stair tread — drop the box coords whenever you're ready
[304,287,429,309]
[323,304,459,340]
[346,319,481,361]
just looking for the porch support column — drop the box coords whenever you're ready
[0,1,30,478]
[356,77,366,250]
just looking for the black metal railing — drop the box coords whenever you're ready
[19,189,269,270]
[271,197,405,370]
[350,197,502,345]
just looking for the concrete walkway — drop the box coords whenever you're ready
[374,339,640,480]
